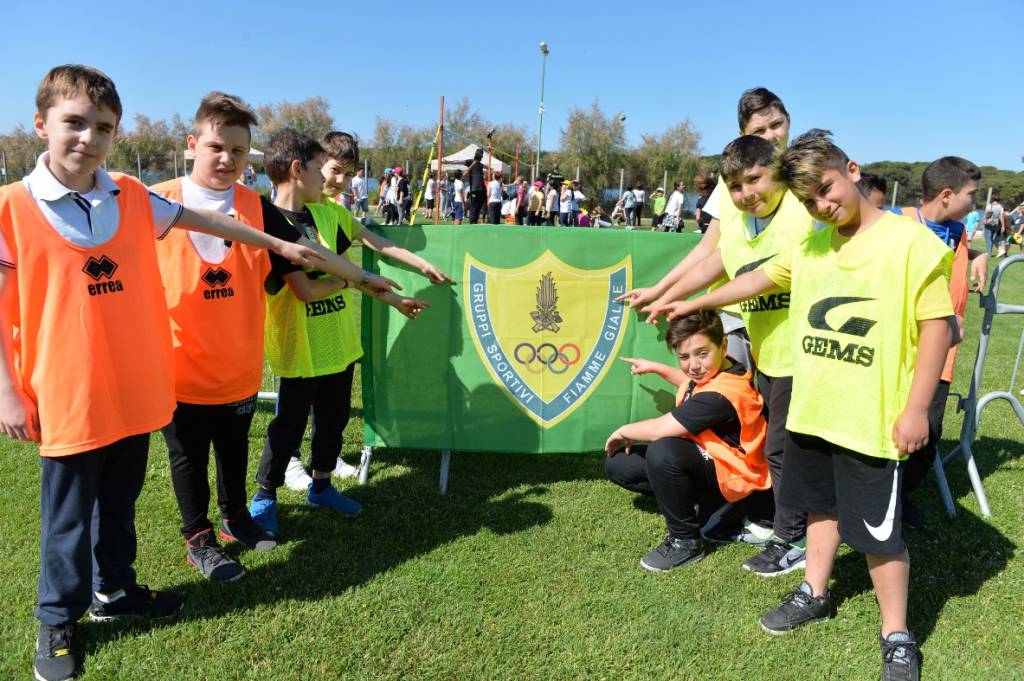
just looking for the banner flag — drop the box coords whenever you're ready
[362,226,700,453]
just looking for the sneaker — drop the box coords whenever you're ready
[639,535,705,572]
[284,457,313,491]
[186,529,245,582]
[249,496,278,535]
[332,458,359,479]
[34,622,79,681]
[88,584,183,621]
[306,484,362,517]
[759,581,831,634]
[703,519,773,546]
[880,631,920,681]
[219,515,277,551]
[743,540,807,576]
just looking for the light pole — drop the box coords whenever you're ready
[535,41,549,180]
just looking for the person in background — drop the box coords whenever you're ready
[983,195,1005,256]
[632,182,646,227]
[694,175,715,234]
[963,204,981,242]
[592,205,613,228]
[527,180,545,225]
[663,181,685,232]
[467,149,487,223]
[858,172,888,209]
[422,174,436,219]
[350,167,367,221]
[452,169,465,225]
[394,167,411,225]
[621,185,637,229]
[577,207,591,227]
[514,176,528,224]
[487,170,504,225]
[545,179,560,225]
[651,187,667,230]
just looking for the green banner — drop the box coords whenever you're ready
[362,226,699,453]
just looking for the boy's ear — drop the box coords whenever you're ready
[33,112,48,141]
[940,188,954,204]
[845,159,862,183]
[186,134,198,153]
[289,159,303,180]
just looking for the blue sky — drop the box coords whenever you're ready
[3,0,1021,169]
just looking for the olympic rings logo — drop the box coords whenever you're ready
[514,342,581,374]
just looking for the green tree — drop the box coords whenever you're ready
[254,97,334,146]
[558,99,627,198]
[0,125,46,183]
[633,119,703,191]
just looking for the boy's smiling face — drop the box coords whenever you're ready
[34,91,118,192]
[726,163,784,218]
[742,106,790,154]
[674,332,727,386]
[188,122,250,191]
[321,157,356,199]
[797,162,863,228]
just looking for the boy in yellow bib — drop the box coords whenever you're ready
[646,136,815,575]
[667,130,954,681]
[250,129,435,534]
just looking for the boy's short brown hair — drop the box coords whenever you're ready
[720,135,776,181]
[264,128,324,185]
[737,87,789,132]
[666,311,724,349]
[36,64,122,122]
[193,92,258,137]
[774,128,849,197]
[320,131,359,166]
[921,156,981,202]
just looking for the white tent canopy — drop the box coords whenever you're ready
[429,143,504,174]
[184,146,264,162]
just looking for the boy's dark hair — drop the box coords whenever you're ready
[921,156,981,202]
[474,148,484,161]
[264,128,324,185]
[36,64,122,122]
[858,172,888,197]
[775,129,850,197]
[737,87,789,132]
[666,311,724,349]
[720,135,776,180]
[320,131,359,166]
[194,92,257,137]
[454,169,463,179]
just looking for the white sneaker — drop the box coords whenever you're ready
[284,457,312,491]
[332,458,359,479]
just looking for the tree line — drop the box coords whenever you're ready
[2,96,1020,207]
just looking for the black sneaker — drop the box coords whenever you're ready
[88,584,184,621]
[743,540,807,577]
[759,581,831,634]
[186,529,245,582]
[881,631,920,681]
[33,622,79,681]
[219,515,278,552]
[639,535,705,572]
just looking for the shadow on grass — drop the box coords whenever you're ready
[827,435,1018,646]
[82,447,606,655]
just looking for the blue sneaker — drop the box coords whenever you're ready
[249,496,278,535]
[307,484,362,517]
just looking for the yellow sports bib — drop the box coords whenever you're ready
[786,213,952,460]
[718,191,813,377]
[707,176,741,315]
[265,201,362,378]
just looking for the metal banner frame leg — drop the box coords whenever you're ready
[358,445,373,486]
[941,255,1024,518]
[439,450,451,495]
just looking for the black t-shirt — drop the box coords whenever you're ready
[696,194,712,231]
[263,203,351,295]
[398,178,411,201]
[546,171,564,188]
[468,162,486,193]
[670,362,748,448]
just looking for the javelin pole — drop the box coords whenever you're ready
[436,96,444,223]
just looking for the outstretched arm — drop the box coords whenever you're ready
[177,207,322,270]
[359,228,454,284]
[615,220,721,308]
[664,269,777,321]
[643,250,727,323]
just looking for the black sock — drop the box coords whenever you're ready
[254,486,277,502]
[311,477,330,494]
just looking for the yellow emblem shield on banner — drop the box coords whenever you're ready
[464,250,632,428]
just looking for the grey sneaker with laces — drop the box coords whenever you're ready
[759,581,831,634]
[186,529,245,582]
[640,535,705,572]
[880,631,920,681]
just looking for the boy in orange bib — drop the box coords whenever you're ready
[604,311,772,572]
[0,66,324,681]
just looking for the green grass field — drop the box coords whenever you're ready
[1,244,1022,680]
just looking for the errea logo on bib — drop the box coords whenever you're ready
[802,296,876,367]
[82,255,124,296]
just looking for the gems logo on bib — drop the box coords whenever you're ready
[464,250,631,428]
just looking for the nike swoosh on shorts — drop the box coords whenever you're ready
[863,465,899,542]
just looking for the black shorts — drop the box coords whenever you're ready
[780,431,905,555]
[426,198,435,209]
